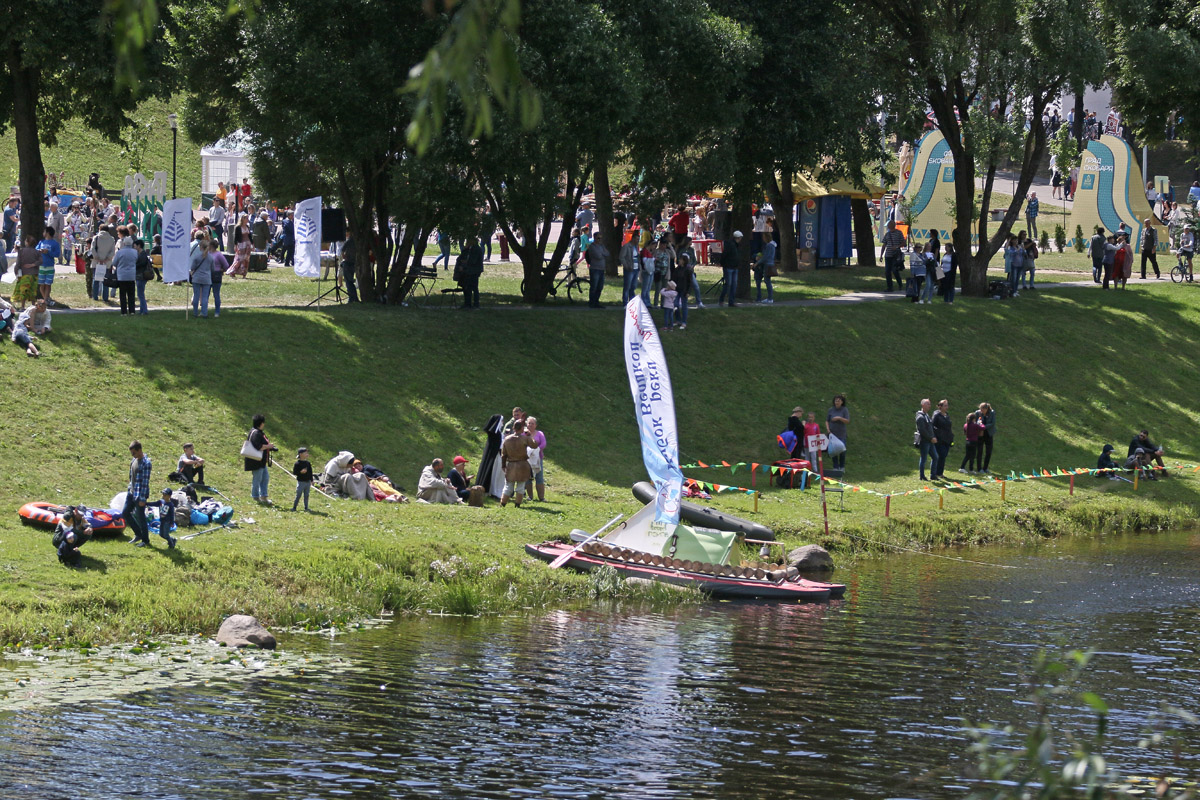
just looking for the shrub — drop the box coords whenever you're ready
[1074,224,1086,253]
[1054,224,1067,253]
[1039,230,1050,251]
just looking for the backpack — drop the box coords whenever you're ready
[988,280,1013,299]
[52,525,67,548]
[452,253,466,283]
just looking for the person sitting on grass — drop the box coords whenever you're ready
[448,455,474,502]
[417,458,462,504]
[1128,429,1166,475]
[1096,444,1121,480]
[1125,447,1156,480]
[53,506,92,567]
[177,442,205,486]
[4,297,44,358]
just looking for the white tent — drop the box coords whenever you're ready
[200,130,253,195]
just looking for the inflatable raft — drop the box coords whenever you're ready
[18,502,126,533]
[632,481,775,541]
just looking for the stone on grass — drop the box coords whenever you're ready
[787,544,834,572]
[216,615,277,650]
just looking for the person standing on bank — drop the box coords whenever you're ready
[244,414,278,504]
[125,440,155,547]
[585,233,609,309]
[500,419,537,507]
[719,231,742,307]
[620,233,639,304]
[916,399,936,482]
[975,402,996,473]
[826,394,849,471]
[460,235,484,309]
[341,230,359,303]
[1140,219,1160,279]
[881,221,906,292]
[189,238,214,318]
[931,399,954,481]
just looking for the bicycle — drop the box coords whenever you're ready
[1170,251,1194,283]
[521,261,588,302]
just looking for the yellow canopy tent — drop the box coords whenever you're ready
[705,172,887,202]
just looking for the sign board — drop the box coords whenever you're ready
[807,434,828,452]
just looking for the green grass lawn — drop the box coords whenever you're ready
[3,278,1199,647]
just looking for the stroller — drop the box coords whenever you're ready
[268,232,289,263]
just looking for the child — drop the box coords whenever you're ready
[803,411,821,464]
[144,488,179,549]
[959,412,986,473]
[1096,444,1121,480]
[660,280,678,331]
[177,442,205,486]
[1024,238,1038,289]
[292,447,314,511]
[36,225,61,306]
[53,506,92,567]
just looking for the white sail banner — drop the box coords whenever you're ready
[294,196,322,278]
[623,297,683,526]
[161,198,192,283]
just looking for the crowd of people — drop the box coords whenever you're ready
[913,399,997,482]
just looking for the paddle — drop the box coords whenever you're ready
[549,513,623,569]
[180,522,231,541]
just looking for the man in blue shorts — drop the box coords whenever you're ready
[35,225,61,307]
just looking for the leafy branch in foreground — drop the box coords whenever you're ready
[965,649,1198,800]
[404,0,541,156]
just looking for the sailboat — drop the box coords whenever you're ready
[525,298,845,602]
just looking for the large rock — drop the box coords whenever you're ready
[787,544,835,572]
[216,615,277,650]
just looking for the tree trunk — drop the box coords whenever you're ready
[9,45,45,245]
[337,165,377,302]
[593,158,619,277]
[765,167,798,272]
[1072,86,1085,147]
[732,201,754,298]
[851,198,875,267]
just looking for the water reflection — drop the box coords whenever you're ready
[1,531,1199,799]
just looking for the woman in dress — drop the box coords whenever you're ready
[11,235,40,310]
[228,215,252,277]
[826,394,849,471]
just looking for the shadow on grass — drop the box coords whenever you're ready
[44,282,1200,515]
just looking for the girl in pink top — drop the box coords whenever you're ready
[959,412,987,473]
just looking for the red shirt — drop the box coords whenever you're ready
[669,211,689,234]
[239,183,252,199]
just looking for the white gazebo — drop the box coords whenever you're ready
[200,130,253,196]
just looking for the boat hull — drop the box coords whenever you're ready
[525,541,843,601]
[18,502,126,533]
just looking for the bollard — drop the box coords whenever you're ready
[885,495,891,517]
[1134,471,1139,490]
[1070,474,1074,495]
[754,491,759,513]
[938,491,944,510]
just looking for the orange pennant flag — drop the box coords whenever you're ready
[697,461,709,469]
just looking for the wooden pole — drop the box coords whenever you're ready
[753,491,758,513]
[1001,480,1006,501]
[1134,471,1139,490]
[1069,474,1075,495]
[938,491,944,510]
[885,495,890,517]
[817,449,830,537]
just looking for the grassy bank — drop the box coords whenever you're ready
[2,279,1199,647]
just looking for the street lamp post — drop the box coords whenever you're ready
[167,113,178,199]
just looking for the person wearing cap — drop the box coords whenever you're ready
[418,458,462,504]
[145,488,180,547]
[292,448,314,511]
[785,405,806,459]
[1096,444,1121,480]
[718,230,742,307]
[448,456,473,502]
[53,506,93,567]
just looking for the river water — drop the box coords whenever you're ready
[2,531,1199,799]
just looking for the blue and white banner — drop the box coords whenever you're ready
[161,198,193,283]
[623,297,682,525]
[294,196,322,278]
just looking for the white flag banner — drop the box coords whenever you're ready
[294,196,322,278]
[161,198,193,283]
[623,297,683,526]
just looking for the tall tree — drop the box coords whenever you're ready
[867,0,1105,295]
[1,2,171,244]
[717,0,887,275]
